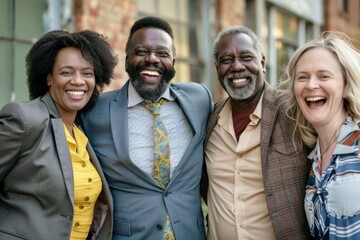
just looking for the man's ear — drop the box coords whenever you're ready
[261,55,266,73]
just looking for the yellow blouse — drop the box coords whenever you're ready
[64,124,102,240]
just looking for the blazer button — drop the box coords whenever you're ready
[164,191,168,197]
[157,224,163,230]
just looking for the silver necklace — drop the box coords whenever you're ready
[320,129,339,158]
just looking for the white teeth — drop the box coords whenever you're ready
[306,96,325,102]
[232,78,247,83]
[66,91,84,96]
[141,70,160,76]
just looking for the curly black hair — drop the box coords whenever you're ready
[26,29,118,109]
[125,16,176,57]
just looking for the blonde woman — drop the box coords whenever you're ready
[284,31,360,239]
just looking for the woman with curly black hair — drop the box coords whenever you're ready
[0,30,117,240]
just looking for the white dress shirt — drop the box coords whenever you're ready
[127,82,193,177]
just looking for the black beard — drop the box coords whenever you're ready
[126,64,176,102]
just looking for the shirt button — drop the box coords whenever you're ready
[82,162,86,167]
[84,196,89,201]
[74,222,80,227]
[88,178,92,183]
[157,224,163,230]
[79,205,84,210]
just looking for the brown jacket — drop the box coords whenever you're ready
[202,82,311,239]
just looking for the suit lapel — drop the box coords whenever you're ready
[111,83,130,161]
[260,82,278,168]
[41,92,75,204]
[167,87,201,184]
[52,119,75,205]
[111,82,159,186]
[171,87,200,136]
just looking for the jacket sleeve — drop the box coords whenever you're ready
[0,103,27,182]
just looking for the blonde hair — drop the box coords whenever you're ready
[282,31,360,147]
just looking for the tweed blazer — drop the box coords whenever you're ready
[0,92,113,240]
[78,81,213,240]
[203,82,311,239]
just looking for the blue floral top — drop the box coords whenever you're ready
[305,117,360,239]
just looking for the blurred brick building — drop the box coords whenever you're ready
[1,0,359,107]
[323,0,360,47]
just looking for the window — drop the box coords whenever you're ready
[0,0,46,108]
[137,0,204,83]
[275,11,298,83]
[339,0,349,13]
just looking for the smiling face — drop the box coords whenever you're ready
[125,27,175,101]
[294,48,346,128]
[47,47,95,120]
[216,33,265,101]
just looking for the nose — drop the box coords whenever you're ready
[72,72,85,85]
[144,52,160,64]
[231,58,246,71]
[305,75,320,89]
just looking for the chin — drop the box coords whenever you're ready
[143,83,160,91]
[304,116,325,126]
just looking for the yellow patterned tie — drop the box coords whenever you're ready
[142,98,175,240]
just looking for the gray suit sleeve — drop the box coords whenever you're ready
[0,103,27,182]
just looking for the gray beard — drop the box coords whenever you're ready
[223,73,257,100]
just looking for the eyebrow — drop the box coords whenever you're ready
[59,65,94,70]
[135,45,171,50]
[219,50,254,56]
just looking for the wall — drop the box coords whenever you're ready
[74,0,137,90]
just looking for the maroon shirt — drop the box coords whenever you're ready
[232,103,257,141]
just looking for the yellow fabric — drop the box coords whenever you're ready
[205,95,276,240]
[64,124,102,240]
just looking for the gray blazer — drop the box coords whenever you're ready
[78,81,213,240]
[0,92,113,240]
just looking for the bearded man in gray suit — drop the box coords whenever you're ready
[78,16,212,240]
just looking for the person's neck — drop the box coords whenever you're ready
[316,111,346,154]
[61,113,76,138]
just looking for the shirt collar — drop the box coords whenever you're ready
[127,81,174,107]
[217,92,264,132]
[250,92,263,123]
[308,116,360,159]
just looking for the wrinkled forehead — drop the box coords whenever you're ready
[218,33,257,55]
